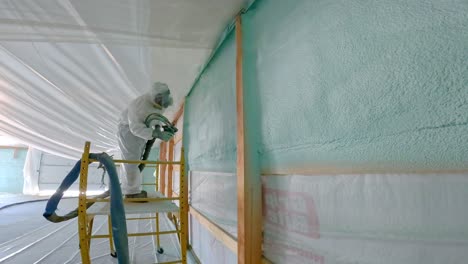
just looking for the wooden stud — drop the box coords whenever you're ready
[0,146,27,158]
[167,138,175,197]
[155,163,159,192]
[190,206,237,253]
[159,142,167,195]
[189,206,273,264]
[262,167,468,176]
[166,138,176,219]
[172,102,185,126]
[174,133,183,145]
[235,15,262,264]
[0,146,27,149]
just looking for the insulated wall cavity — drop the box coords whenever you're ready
[240,0,468,263]
[243,0,468,172]
[184,31,237,172]
[183,30,238,260]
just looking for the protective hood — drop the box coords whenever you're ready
[149,82,170,101]
[149,82,173,108]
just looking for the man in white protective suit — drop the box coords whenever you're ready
[117,82,174,199]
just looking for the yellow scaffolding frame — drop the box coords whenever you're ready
[77,141,188,264]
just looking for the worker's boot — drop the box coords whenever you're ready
[125,190,148,203]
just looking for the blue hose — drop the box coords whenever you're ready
[43,153,129,264]
[90,153,129,264]
[43,160,81,217]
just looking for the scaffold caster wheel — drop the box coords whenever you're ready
[111,251,117,258]
[157,247,164,254]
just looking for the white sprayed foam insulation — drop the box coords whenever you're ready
[182,22,238,261]
[0,198,198,263]
[180,21,238,261]
[0,0,248,159]
[183,31,237,173]
[262,174,468,264]
[243,0,468,172]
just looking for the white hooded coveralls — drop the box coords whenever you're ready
[117,83,169,195]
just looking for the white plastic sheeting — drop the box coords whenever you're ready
[188,170,237,263]
[0,0,246,158]
[190,171,237,238]
[22,147,41,195]
[262,174,468,264]
[189,214,237,264]
[0,198,197,263]
[0,133,25,147]
[22,147,111,195]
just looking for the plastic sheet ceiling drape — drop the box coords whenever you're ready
[0,0,245,158]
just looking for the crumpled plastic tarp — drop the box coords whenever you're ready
[22,147,41,195]
[0,0,246,159]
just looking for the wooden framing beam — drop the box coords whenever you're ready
[167,138,175,197]
[174,133,183,145]
[235,15,262,264]
[190,206,273,264]
[159,142,167,194]
[190,206,237,253]
[158,102,183,196]
[0,146,28,149]
[262,167,468,176]
[0,146,27,159]
[172,102,185,126]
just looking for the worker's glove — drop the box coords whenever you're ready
[152,129,174,142]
